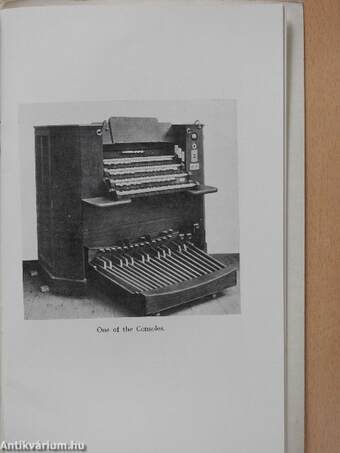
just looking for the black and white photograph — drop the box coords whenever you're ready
[21,100,240,319]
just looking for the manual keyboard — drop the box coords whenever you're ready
[103,150,197,199]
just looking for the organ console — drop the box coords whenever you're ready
[35,117,237,315]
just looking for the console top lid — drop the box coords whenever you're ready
[102,117,174,144]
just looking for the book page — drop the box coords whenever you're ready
[1,4,285,452]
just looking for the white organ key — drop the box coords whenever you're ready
[114,173,188,186]
[103,155,173,166]
[104,163,182,176]
[116,182,196,196]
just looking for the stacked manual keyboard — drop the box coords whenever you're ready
[103,149,197,199]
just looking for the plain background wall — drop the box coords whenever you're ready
[19,99,239,260]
